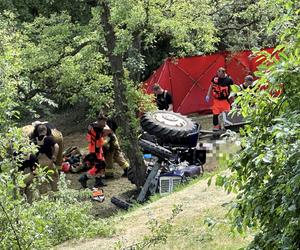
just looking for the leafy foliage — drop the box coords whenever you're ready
[0,0,220,118]
[1,0,299,247]
[210,0,280,51]
[0,16,115,249]
[0,0,93,23]
[0,0,282,119]
[0,173,115,249]
[217,1,300,248]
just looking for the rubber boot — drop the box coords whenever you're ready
[78,173,89,188]
[94,177,107,188]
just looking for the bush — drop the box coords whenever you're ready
[0,15,115,249]
[218,1,300,249]
[0,173,115,249]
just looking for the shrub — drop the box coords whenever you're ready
[218,1,300,249]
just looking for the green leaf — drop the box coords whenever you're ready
[215,175,224,187]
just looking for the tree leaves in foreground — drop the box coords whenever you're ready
[218,1,300,249]
[0,19,114,249]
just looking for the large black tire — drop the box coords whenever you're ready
[139,139,174,161]
[141,111,198,145]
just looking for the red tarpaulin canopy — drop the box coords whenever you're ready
[144,48,275,115]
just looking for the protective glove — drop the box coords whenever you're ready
[205,95,210,103]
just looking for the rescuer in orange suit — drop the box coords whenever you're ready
[78,114,111,188]
[205,67,233,130]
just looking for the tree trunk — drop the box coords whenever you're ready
[130,32,142,82]
[99,0,146,187]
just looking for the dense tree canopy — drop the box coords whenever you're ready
[0,0,283,189]
[0,0,93,23]
[0,0,279,117]
[210,0,280,50]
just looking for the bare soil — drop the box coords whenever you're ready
[62,132,137,218]
[23,107,138,218]
[61,130,230,219]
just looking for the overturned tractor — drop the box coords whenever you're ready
[112,111,206,209]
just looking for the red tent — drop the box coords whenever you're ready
[144,48,275,115]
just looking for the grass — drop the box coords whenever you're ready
[119,141,252,249]
[111,170,252,250]
[58,171,252,250]
[148,205,252,250]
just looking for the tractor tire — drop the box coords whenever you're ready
[140,111,198,145]
[139,139,174,161]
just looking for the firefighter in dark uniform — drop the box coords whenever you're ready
[205,67,233,130]
[152,83,173,111]
[239,75,255,90]
[27,123,61,190]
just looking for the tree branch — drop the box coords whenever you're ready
[27,40,93,75]
[219,20,258,32]
[17,86,46,101]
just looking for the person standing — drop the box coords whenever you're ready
[102,115,129,178]
[78,114,110,188]
[239,75,255,90]
[205,67,233,130]
[152,84,173,111]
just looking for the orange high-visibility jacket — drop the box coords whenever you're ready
[211,77,230,100]
[86,127,105,161]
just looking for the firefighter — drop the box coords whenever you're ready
[78,114,110,188]
[205,67,233,130]
[152,83,173,111]
[23,122,62,192]
[239,75,255,90]
[102,116,129,178]
[32,124,60,165]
